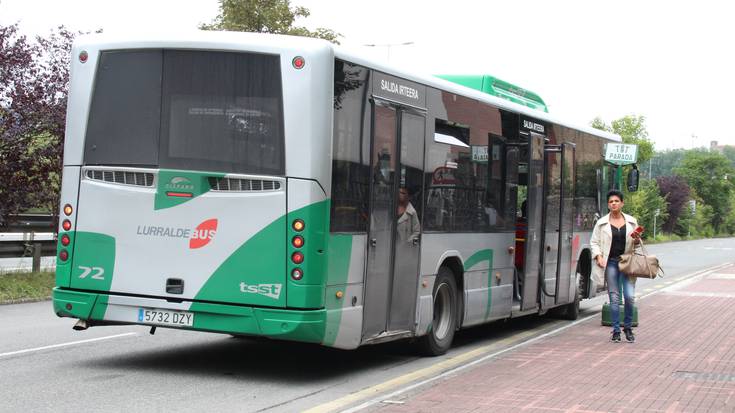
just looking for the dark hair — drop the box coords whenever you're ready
[607,189,624,202]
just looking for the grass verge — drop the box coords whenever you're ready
[0,271,54,303]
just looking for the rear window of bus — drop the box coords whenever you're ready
[84,49,285,175]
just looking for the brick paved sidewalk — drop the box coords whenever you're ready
[373,264,735,413]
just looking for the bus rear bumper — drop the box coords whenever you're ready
[52,287,326,343]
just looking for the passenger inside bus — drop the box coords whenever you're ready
[515,199,528,271]
[396,186,421,243]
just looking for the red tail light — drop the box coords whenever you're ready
[292,236,304,248]
[291,251,304,264]
[61,234,71,246]
[62,220,72,231]
[59,250,69,261]
[166,192,193,198]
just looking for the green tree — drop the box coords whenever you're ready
[200,0,340,43]
[591,115,654,164]
[722,193,735,235]
[674,151,735,233]
[624,179,668,239]
[1,24,74,224]
[644,148,689,179]
[722,145,735,168]
[690,199,715,238]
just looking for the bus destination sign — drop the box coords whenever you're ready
[372,72,426,108]
[604,143,638,165]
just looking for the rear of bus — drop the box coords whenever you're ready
[53,32,335,344]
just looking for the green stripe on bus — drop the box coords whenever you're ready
[464,249,494,320]
[190,215,287,307]
[70,231,116,293]
[464,249,493,271]
[323,234,353,346]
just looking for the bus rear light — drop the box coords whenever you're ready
[291,251,304,264]
[292,56,305,69]
[292,236,304,248]
[61,234,71,246]
[291,268,303,280]
[79,51,88,63]
[62,220,72,231]
[292,219,305,232]
[59,250,69,261]
[63,204,73,216]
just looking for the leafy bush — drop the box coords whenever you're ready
[624,179,668,240]
[656,176,690,234]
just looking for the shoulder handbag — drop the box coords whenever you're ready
[618,239,664,279]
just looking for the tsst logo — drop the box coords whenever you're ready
[239,283,282,299]
[189,219,218,249]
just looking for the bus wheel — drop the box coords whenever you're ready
[418,266,457,356]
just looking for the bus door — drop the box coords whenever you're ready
[520,132,544,310]
[540,142,576,308]
[363,101,425,339]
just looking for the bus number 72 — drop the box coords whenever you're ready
[78,266,105,280]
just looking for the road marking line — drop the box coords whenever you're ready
[306,261,734,413]
[0,332,137,359]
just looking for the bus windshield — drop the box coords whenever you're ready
[84,49,285,175]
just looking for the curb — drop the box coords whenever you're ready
[0,296,51,306]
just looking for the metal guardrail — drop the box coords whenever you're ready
[1,213,55,232]
[0,233,57,264]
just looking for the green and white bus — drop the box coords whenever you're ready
[53,31,620,355]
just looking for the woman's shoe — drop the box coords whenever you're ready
[623,328,635,343]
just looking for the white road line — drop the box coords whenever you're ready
[0,332,137,359]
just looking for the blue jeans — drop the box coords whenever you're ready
[606,257,635,332]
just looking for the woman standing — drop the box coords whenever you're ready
[590,190,642,343]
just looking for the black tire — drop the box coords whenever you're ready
[418,266,458,356]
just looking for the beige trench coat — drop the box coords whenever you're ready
[397,202,421,243]
[590,212,639,287]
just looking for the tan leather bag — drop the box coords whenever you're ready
[619,240,663,279]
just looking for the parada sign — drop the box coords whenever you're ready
[604,143,638,165]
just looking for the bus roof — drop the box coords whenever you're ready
[333,46,621,143]
[73,31,620,143]
[435,75,548,113]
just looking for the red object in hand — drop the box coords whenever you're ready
[631,226,644,237]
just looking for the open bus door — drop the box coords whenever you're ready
[519,132,544,311]
[362,100,425,340]
[539,142,576,309]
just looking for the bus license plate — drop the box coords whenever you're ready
[138,308,194,327]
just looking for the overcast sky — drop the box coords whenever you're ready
[2,0,734,151]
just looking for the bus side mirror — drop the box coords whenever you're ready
[627,165,639,192]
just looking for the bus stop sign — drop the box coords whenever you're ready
[604,143,638,165]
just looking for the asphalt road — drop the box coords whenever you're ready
[1,237,732,413]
